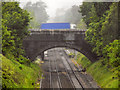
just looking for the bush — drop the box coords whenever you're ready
[68,53,75,58]
[103,40,120,69]
[17,55,30,65]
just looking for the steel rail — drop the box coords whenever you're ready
[54,49,62,89]
[49,57,52,88]
[62,49,84,89]
[61,56,75,89]
[40,73,43,89]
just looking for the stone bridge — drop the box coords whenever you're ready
[23,29,98,62]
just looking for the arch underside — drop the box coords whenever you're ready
[32,42,98,62]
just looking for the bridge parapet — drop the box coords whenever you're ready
[29,29,87,31]
[29,29,86,35]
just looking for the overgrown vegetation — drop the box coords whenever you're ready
[76,53,119,88]
[77,19,87,29]
[2,2,42,88]
[79,2,120,77]
[1,54,42,88]
[2,2,31,62]
[76,2,120,88]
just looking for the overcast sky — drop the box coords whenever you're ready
[19,0,119,22]
[19,0,84,18]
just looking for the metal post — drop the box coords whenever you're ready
[41,52,44,61]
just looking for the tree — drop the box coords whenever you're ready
[2,2,31,58]
[94,2,112,17]
[101,2,118,46]
[24,0,49,28]
[80,2,120,70]
[80,2,112,27]
[53,5,83,24]
[77,19,87,29]
[65,5,83,24]
[80,2,93,27]
[0,2,2,53]
[80,2,118,56]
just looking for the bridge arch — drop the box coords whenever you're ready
[23,40,98,62]
[23,29,98,62]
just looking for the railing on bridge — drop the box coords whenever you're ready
[28,29,87,32]
[28,29,86,35]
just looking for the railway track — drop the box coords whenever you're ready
[49,55,52,88]
[40,48,99,89]
[62,50,85,88]
[61,56,83,89]
[54,51,62,88]
[55,50,75,89]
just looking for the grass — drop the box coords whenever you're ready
[1,54,42,88]
[76,53,119,88]
[76,53,91,68]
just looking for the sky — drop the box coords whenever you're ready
[19,0,84,18]
[19,0,119,22]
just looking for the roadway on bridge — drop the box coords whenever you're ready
[40,48,99,89]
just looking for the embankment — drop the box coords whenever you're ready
[76,53,119,88]
[1,54,42,88]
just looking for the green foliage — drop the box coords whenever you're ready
[87,60,119,88]
[17,55,30,65]
[80,2,94,27]
[76,53,119,88]
[2,24,15,54]
[80,2,112,27]
[77,2,119,88]
[103,40,120,69]
[85,19,104,56]
[68,53,75,58]
[100,3,118,45]
[1,54,42,88]
[2,2,31,62]
[69,52,75,56]
[77,19,87,29]
[1,2,42,88]
[94,2,112,17]
[76,53,91,68]
[81,2,119,71]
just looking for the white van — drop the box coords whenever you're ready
[70,24,76,29]
[44,51,48,57]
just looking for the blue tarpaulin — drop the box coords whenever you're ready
[41,23,70,29]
